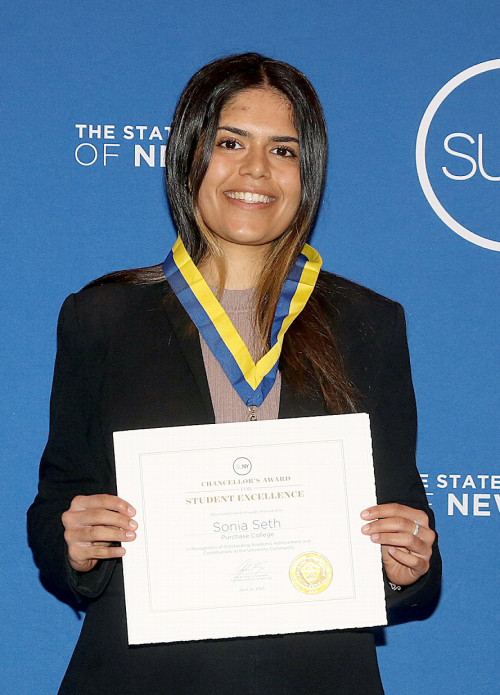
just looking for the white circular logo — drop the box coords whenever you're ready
[233,457,252,475]
[416,59,500,252]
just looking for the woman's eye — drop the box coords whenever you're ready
[272,146,296,158]
[218,138,243,150]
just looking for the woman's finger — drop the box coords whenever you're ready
[69,494,136,517]
[67,543,127,571]
[64,527,134,566]
[361,503,430,527]
[386,546,430,577]
[367,530,432,556]
[76,507,138,531]
[66,523,136,545]
[361,517,435,547]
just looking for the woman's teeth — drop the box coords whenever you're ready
[225,191,274,203]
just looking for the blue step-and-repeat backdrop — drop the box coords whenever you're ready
[2,2,498,693]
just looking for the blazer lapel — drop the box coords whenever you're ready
[160,283,215,424]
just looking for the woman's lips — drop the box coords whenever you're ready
[224,191,275,204]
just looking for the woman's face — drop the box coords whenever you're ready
[196,88,302,254]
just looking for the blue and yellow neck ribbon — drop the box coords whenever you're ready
[162,237,322,408]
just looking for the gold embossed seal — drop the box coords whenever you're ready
[289,552,333,594]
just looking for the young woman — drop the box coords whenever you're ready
[28,53,440,694]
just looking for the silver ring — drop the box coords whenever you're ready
[412,521,420,536]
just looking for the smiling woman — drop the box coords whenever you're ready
[28,53,441,695]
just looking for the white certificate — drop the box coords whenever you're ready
[114,413,387,645]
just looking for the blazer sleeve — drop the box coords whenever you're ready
[27,294,116,604]
[368,302,441,619]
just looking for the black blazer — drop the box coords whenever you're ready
[28,272,441,695]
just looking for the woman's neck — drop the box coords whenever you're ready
[199,243,267,290]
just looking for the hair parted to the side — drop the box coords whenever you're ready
[165,52,327,268]
[87,52,357,413]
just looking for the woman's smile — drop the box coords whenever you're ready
[224,190,276,204]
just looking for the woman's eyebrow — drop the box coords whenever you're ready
[217,125,299,144]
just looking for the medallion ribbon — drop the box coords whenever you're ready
[162,237,322,407]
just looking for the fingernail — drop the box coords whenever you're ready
[371,534,380,541]
[361,510,370,519]
[127,507,136,516]
[361,524,370,533]
[125,531,135,538]
[129,520,138,530]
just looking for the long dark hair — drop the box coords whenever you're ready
[88,53,357,413]
[166,53,327,265]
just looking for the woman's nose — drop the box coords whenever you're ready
[239,146,270,178]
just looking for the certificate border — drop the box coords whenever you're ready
[138,438,358,615]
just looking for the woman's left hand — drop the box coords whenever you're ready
[361,503,435,586]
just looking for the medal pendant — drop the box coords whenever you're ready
[248,405,258,421]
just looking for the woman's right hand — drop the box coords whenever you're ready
[62,494,137,573]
